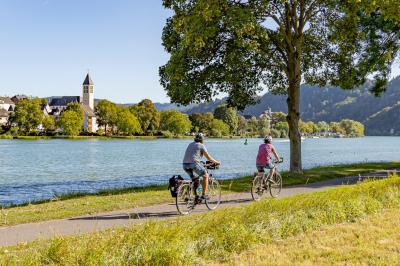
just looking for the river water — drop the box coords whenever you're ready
[0,137,399,206]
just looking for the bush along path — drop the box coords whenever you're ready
[0,167,398,248]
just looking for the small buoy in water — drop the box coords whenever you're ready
[244,139,248,145]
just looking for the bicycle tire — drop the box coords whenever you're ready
[269,171,282,198]
[176,183,195,215]
[205,178,221,210]
[251,175,266,201]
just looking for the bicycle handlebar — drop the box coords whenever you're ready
[273,157,284,164]
[201,161,220,170]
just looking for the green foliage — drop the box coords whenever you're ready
[57,103,84,136]
[275,122,289,138]
[129,99,160,135]
[214,105,238,134]
[237,115,247,136]
[95,100,118,134]
[329,122,346,135]
[189,112,214,133]
[210,119,230,137]
[340,119,365,137]
[42,115,55,132]
[160,110,192,135]
[115,107,142,135]
[317,121,330,133]
[160,0,399,172]
[11,98,43,134]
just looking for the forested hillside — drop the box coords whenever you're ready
[157,77,400,136]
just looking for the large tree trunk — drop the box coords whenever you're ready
[286,80,302,173]
[286,51,303,173]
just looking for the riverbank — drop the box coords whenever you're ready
[1,176,399,264]
[0,161,399,227]
[0,134,246,140]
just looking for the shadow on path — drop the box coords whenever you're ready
[69,197,253,221]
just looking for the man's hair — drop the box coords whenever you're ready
[194,133,204,143]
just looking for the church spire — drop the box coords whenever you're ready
[83,73,94,85]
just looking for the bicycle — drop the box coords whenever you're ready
[175,161,221,215]
[251,158,283,201]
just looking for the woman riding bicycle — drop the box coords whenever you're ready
[256,136,281,178]
[182,133,220,200]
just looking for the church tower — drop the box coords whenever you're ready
[82,73,94,110]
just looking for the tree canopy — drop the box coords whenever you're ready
[160,0,399,172]
[129,99,160,135]
[57,103,84,136]
[11,98,43,134]
[160,110,192,135]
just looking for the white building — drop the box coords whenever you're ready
[0,97,15,126]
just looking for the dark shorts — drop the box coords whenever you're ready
[256,163,274,172]
[183,163,207,178]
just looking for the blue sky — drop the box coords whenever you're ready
[0,1,399,104]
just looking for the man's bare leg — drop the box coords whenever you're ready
[202,172,209,195]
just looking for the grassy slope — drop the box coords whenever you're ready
[1,177,400,265]
[1,161,399,227]
[219,208,400,266]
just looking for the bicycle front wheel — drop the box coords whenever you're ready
[176,184,195,215]
[251,175,266,201]
[205,178,221,210]
[269,172,282,198]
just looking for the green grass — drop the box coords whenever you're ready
[1,161,399,227]
[219,208,400,265]
[0,135,13,139]
[221,161,400,192]
[1,176,400,265]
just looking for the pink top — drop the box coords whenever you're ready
[256,143,273,165]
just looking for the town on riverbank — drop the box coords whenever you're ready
[0,73,364,140]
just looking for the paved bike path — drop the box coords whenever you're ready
[0,170,397,247]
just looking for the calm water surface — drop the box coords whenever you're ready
[0,137,399,205]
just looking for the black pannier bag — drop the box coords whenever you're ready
[168,175,184,197]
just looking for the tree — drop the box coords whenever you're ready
[57,103,84,136]
[42,115,55,133]
[317,121,330,134]
[306,121,319,135]
[115,107,142,135]
[189,112,214,133]
[129,99,160,135]
[213,104,238,134]
[247,116,258,136]
[95,100,118,134]
[160,110,192,135]
[257,116,271,137]
[329,122,345,135]
[339,119,365,137]
[237,115,247,136]
[160,1,399,173]
[275,121,289,138]
[11,98,43,134]
[210,119,230,137]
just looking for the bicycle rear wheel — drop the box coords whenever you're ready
[205,178,221,210]
[251,175,266,201]
[176,184,195,215]
[269,171,282,198]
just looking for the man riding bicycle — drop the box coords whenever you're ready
[256,136,281,178]
[183,133,220,200]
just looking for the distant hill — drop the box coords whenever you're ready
[156,77,400,136]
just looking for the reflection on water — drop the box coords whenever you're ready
[0,137,399,206]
